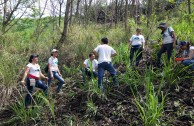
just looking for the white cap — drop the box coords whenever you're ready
[51,49,58,53]
[189,46,194,50]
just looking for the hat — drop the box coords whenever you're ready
[179,41,187,46]
[29,54,38,63]
[158,23,167,28]
[51,49,58,53]
[189,46,194,50]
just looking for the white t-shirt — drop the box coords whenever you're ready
[94,44,116,64]
[27,63,40,78]
[162,27,174,44]
[84,59,98,71]
[48,56,58,72]
[130,34,145,46]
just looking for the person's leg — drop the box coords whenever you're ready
[105,63,117,86]
[93,71,98,78]
[98,63,105,92]
[135,47,143,66]
[25,78,35,108]
[182,60,193,66]
[35,80,48,92]
[157,45,167,67]
[166,43,173,61]
[47,72,52,87]
[130,47,135,66]
[53,72,65,93]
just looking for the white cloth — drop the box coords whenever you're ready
[130,34,145,46]
[48,56,58,72]
[189,46,194,50]
[94,44,116,64]
[27,63,40,78]
[84,59,98,71]
[162,27,174,44]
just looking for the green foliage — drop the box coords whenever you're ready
[132,68,166,126]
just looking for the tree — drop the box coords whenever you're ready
[57,0,71,49]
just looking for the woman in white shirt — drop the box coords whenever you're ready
[48,49,65,93]
[129,28,145,66]
[21,54,48,108]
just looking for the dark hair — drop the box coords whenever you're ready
[89,53,94,58]
[136,28,141,32]
[101,37,108,44]
[29,54,38,63]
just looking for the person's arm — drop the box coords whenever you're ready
[48,58,54,80]
[111,53,117,57]
[21,67,30,85]
[172,31,176,47]
[111,48,117,57]
[184,50,193,60]
[57,66,62,76]
[40,71,48,80]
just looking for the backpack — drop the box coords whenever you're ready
[44,64,49,73]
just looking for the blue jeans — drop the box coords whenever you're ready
[98,62,117,92]
[48,71,65,93]
[182,60,194,70]
[130,45,142,66]
[25,78,47,107]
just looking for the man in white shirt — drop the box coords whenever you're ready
[129,28,145,66]
[83,53,98,79]
[93,37,117,92]
[157,23,176,68]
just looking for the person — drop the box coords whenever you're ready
[176,41,190,58]
[181,46,194,70]
[129,28,145,66]
[83,53,98,80]
[48,49,65,94]
[21,54,48,109]
[157,23,176,67]
[93,37,117,93]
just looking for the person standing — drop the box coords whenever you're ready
[48,49,65,94]
[93,37,117,92]
[129,28,145,66]
[83,53,98,79]
[21,54,48,108]
[157,23,176,67]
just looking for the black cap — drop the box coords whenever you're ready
[29,54,38,63]
[158,23,167,28]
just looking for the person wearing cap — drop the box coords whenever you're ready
[129,28,145,66]
[21,54,48,108]
[157,23,176,67]
[176,41,190,58]
[181,46,194,70]
[93,37,117,93]
[83,53,98,80]
[47,49,65,93]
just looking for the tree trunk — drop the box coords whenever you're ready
[188,0,191,14]
[69,0,73,26]
[57,0,71,49]
[59,3,62,26]
[115,0,118,27]
[124,0,128,29]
